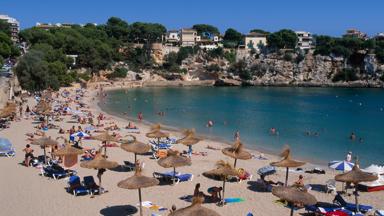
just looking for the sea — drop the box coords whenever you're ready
[98,86,384,167]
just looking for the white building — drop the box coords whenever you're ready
[0,14,19,42]
[164,30,180,44]
[244,32,267,51]
[296,31,313,50]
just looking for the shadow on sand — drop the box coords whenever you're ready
[100,205,138,216]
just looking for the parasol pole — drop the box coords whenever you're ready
[222,179,226,205]
[234,158,237,168]
[134,153,137,164]
[285,167,289,186]
[43,146,47,164]
[138,188,143,216]
[173,167,176,185]
[354,185,359,213]
[290,205,294,216]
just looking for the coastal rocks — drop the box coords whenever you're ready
[214,78,242,86]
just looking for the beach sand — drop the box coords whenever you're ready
[0,85,383,216]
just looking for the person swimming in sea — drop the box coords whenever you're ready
[207,120,214,127]
[350,132,356,141]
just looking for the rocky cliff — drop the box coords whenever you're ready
[179,50,384,88]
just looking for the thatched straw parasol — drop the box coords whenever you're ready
[176,129,201,146]
[0,108,15,118]
[222,140,252,168]
[146,129,170,149]
[80,153,118,195]
[272,186,317,216]
[120,135,151,163]
[149,123,162,132]
[146,130,169,139]
[169,194,221,216]
[117,166,159,216]
[270,146,306,186]
[335,162,378,213]
[90,131,119,156]
[203,160,239,205]
[52,141,84,157]
[157,149,192,185]
[31,136,58,164]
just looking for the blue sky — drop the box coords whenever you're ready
[0,0,383,36]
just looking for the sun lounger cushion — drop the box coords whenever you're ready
[334,194,372,213]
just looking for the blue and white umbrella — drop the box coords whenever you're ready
[328,160,354,171]
[63,107,71,112]
[70,132,90,138]
[0,138,12,151]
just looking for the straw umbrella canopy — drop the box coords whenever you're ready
[222,140,252,168]
[120,135,151,163]
[149,123,162,132]
[202,160,239,205]
[335,163,378,213]
[157,149,192,185]
[31,136,58,164]
[169,194,221,216]
[0,108,15,118]
[146,130,170,148]
[80,153,118,195]
[117,167,159,216]
[176,129,202,145]
[52,142,84,157]
[272,186,317,216]
[90,131,119,156]
[270,147,306,186]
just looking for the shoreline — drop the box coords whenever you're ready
[94,83,333,169]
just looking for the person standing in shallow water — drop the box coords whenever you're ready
[234,130,240,141]
[138,112,143,121]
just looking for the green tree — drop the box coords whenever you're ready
[267,29,298,50]
[0,20,10,36]
[223,28,243,48]
[107,67,128,79]
[105,17,129,41]
[229,60,252,80]
[128,22,166,43]
[250,29,269,35]
[192,24,220,37]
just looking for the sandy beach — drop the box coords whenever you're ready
[0,85,383,216]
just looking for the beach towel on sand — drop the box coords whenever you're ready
[138,201,167,211]
[224,197,245,203]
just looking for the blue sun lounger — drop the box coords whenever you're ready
[67,175,89,196]
[153,171,193,184]
[333,193,373,213]
[0,138,15,157]
[83,176,100,195]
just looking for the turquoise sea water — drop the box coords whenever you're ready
[99,87,384,167]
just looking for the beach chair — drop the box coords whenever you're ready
[0,138,15,157]
[83,176,100,195]
[333,193,373,213]
[0,147,15,157]
[41,164,76,180]
[67,175,89,196]
[375,210,384,216]
[325,179,337,194]
[153,171,193,184]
